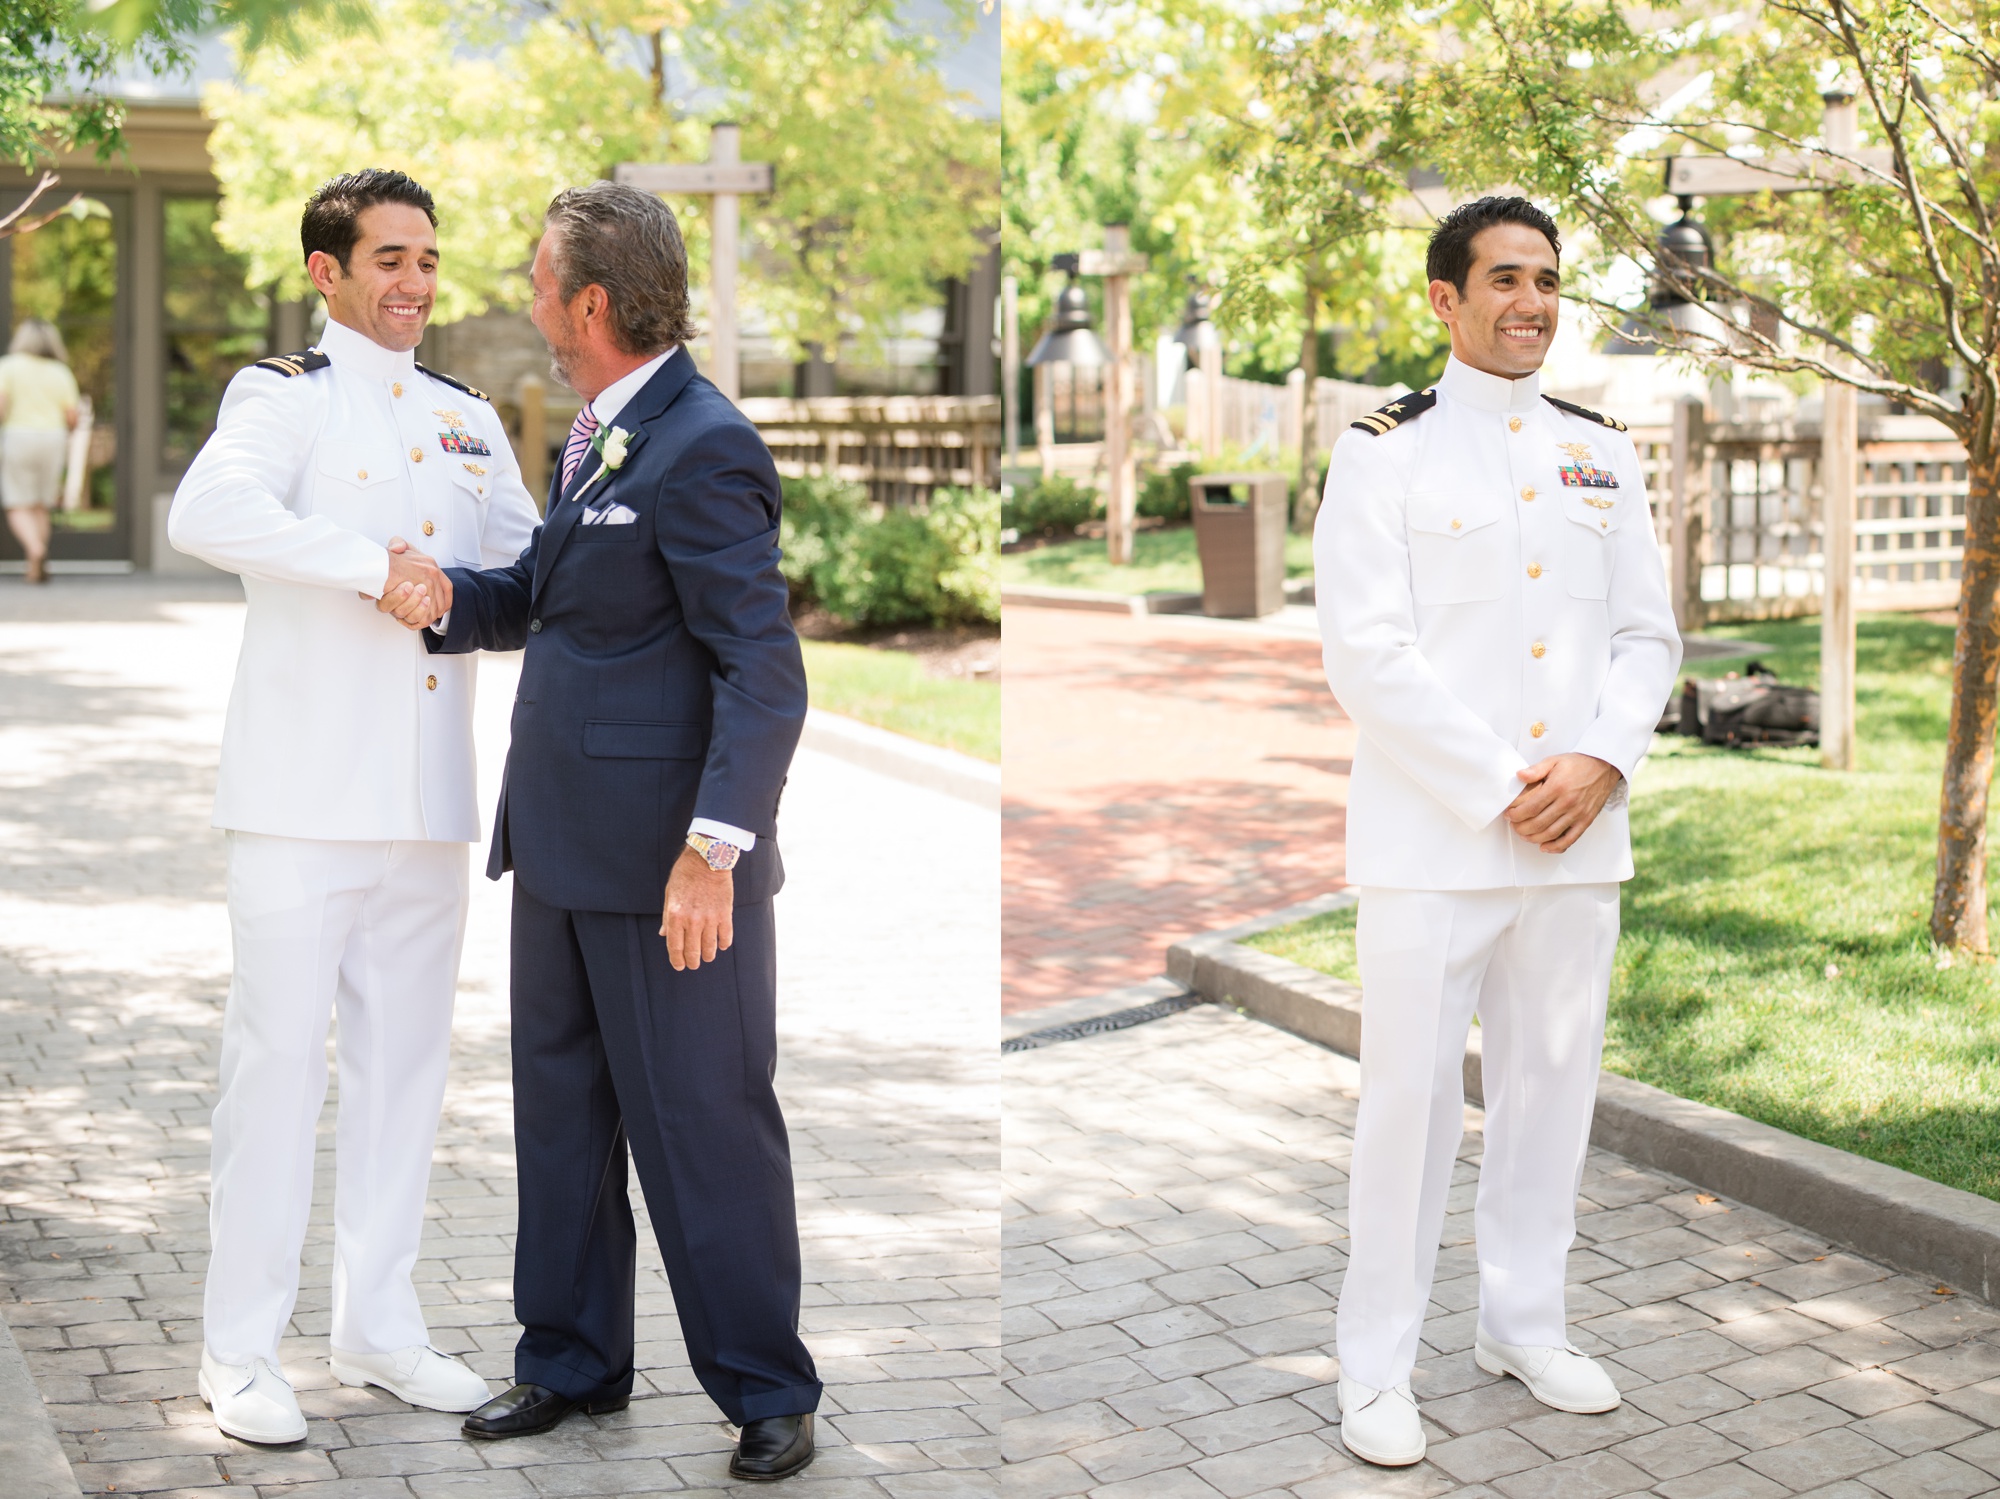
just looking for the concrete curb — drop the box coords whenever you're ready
[0,1314,82,1498]
[1167,896,2000,1303]
[1002,579,1317,618]
[1001,584,1203,616]
[798,708,998,811]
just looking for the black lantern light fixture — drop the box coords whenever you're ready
[1651,194,1715,313]
[1170,282,1223,370]
[1026,255,1110,441]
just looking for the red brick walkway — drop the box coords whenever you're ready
[1002,603,1355,1015]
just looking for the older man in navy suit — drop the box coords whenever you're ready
[383,181,819,1481]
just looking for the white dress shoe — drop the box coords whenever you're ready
[1337,1376,1425,1466]
[1475,1328,1621,1413]
[199,1347,308,1444]
[331,1343,492,1413]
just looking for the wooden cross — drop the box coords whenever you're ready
[615,122,775,403]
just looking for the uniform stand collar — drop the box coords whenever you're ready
[1437,354,1541,413]
[317,317,418,382]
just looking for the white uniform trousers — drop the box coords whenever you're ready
[1335,883,1620,1391]
[205,832,470,1367]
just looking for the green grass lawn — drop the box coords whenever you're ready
[1000,523,1315,597]
[799,638,997,762]
[1249,614,2000,1201]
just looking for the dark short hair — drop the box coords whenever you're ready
[1426,196,1561,293]
[301,169,438,272]
[542,182,697,354]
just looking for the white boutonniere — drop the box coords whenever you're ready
[572,425,633,503]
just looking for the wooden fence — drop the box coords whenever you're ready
[1633,410,1969,626]
[739,395,1001,509]
[1182,369,1405,458]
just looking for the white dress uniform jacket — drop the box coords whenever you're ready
[1314,356,1682,890]
[170,317,542,843]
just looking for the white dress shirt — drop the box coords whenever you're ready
[169,316,542,841]
[563,346,758,855]
[1314,355,1683,889]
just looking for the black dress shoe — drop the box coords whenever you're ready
[729,1412,815,1481]
[461,1381,630,1439]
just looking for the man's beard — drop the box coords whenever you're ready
[545,325,583,391]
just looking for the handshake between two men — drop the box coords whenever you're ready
[359,532,736,976]
[361,536,453,630]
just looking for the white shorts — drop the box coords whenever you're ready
[0,428,65,510]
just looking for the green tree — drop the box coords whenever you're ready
[1257,0,2000,953]
[203,0,994,353]
[685,0,996,361]
[1000,0,1446,519]
[0,0,367,179]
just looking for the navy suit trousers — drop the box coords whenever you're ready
[507,882,822,1424]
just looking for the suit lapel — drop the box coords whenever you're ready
[531,350,697,600]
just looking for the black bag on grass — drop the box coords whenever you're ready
[1671,662,1819,748]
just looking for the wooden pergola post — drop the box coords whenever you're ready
[1664,88,1870,766]
[1078,226,1150,564]
[1001,274,1021,467]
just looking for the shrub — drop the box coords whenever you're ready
[778,474,867,608]
[1002,475,1101,536]
[1138,461,1198,522]
[780,477,998,627]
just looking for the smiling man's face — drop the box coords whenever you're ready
[309,202,438,352]
[1428,221,1561,379]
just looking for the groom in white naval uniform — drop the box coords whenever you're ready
[170,168,541,1444]
[1314,196,1681,1467]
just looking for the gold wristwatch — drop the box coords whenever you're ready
[685,831,741,872]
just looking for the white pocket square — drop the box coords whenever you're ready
[581,502,639,525]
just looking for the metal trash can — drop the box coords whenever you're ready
[1191,472,1288,617]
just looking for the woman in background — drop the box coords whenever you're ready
[0,318,81,584]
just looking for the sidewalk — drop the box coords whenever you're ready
[0,577,997,1496]
[1002,603,1352,1016]
[1006,1002,2000,1499]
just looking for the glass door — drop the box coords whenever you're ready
[0,189,132,563]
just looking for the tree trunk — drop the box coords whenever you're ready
[1293,282,1320,532]
[1933,435,2000,951]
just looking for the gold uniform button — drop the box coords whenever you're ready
[356,469,367,481]
[1532,641,1547,658]
[1601,519,1609,530]
[1508,417,1522,432]
[1450,518,1462,530]
[422,520,435,536]
[1530,721,1546,738]
[425,675,438,691]
[1520,486,1536,501]
[1527,563,1543,579]
[392,382,403,398]
[411,446,424,462]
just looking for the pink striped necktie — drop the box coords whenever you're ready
[559,404,599,493]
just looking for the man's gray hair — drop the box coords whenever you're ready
[9,318,67,362]
[542,182,698,354]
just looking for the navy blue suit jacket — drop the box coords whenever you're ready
[428,353,805,913]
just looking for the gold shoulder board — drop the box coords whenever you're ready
[1350,388,1438,436]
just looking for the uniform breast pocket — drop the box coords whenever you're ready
[312,443,399,521]
[1560,491,1624,600]
[1405,492,1507,606]
[436,470,490,565]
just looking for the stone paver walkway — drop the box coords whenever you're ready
[1005,1002,2000,1498]
[0,578,997,1496]
[1001,604,1352,1016]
